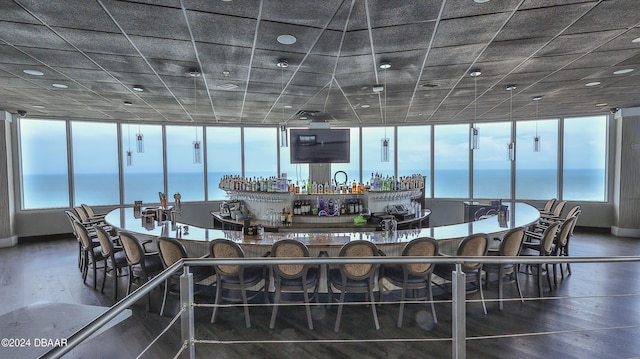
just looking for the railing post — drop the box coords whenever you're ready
[452,263,466,359]
[180,266,195,359]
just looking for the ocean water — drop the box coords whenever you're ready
[21,168,606,209]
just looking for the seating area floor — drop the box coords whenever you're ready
[1,230,640,358]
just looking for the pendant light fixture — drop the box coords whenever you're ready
[470,69,481,150]
[278,59,289,148]
[136,126,144,153]
[130,85,145,153]
[506,85,516,161]
[123,100,133,166]
[532,95,543,152]
[190,70,202,164]
[126,121,133,166]
[380,62,391,162]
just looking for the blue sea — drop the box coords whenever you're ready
[21,169,606,209]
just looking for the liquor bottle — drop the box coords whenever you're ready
[319,196,325,212]
[328,198,334,215]
[352,180,357,194]
[295,181,300,194]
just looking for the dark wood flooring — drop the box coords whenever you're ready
[2,230,640,359]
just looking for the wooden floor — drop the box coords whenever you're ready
[2,230,640,359]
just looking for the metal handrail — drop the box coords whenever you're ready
[41,254,640,358]
[178,255,640,266]
[40,259,184,359]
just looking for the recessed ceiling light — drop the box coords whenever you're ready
[23,69,44,76]
[505,85,517,91]
[595,103,608,107]
[283,105,292,109]
[532,96,543,101]
[474,0,491,3]
[277,34,297,45]
[585,81,601,87]
[132,85,144,92]
[379,62,391,69]
[613,68,634,75]
[361,104,370,108]
[276,60,289,68]
[52,83,68,89]
[469,69,482,77]
[123,101,133,106]
[632,37,640,43]
[32,105,45,109]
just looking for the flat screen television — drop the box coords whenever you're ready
[290,128,350,163]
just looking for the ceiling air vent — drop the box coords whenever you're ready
[295,110,320,120]
[420,82,440,88]
[217,82,238,90]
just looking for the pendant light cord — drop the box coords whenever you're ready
[281,63,285,124]
[194,73,198,142]
[535,100,539,137]
[383,66,387,138]
[509,87,514,123]
[474,75,477,127]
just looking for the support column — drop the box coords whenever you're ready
[452,263,466,359]
[612,107,640,237]
[180,267,195,359]
[0,112,17,247]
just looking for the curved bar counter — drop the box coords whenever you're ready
[105,202,540,257]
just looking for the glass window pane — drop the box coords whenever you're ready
[20,119,69,209]
[280,128,309,191]
[331,127,360,188]
[72,121,119,205]
[166,125,204,201]
[434,124,469,198]
[207,127,241,200]
[398,126,431,197]
[516,119,558,199]
[244,127,277,177]
[362,127,394,179]
[122,124,164,204]
[472,122,512,199]
[563,116,607,201]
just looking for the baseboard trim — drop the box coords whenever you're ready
[17,233,74,244]
[611,226,640,238]
[0,235,18,248]
[575,226,610,234]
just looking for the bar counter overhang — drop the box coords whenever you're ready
[104,202,539,257]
